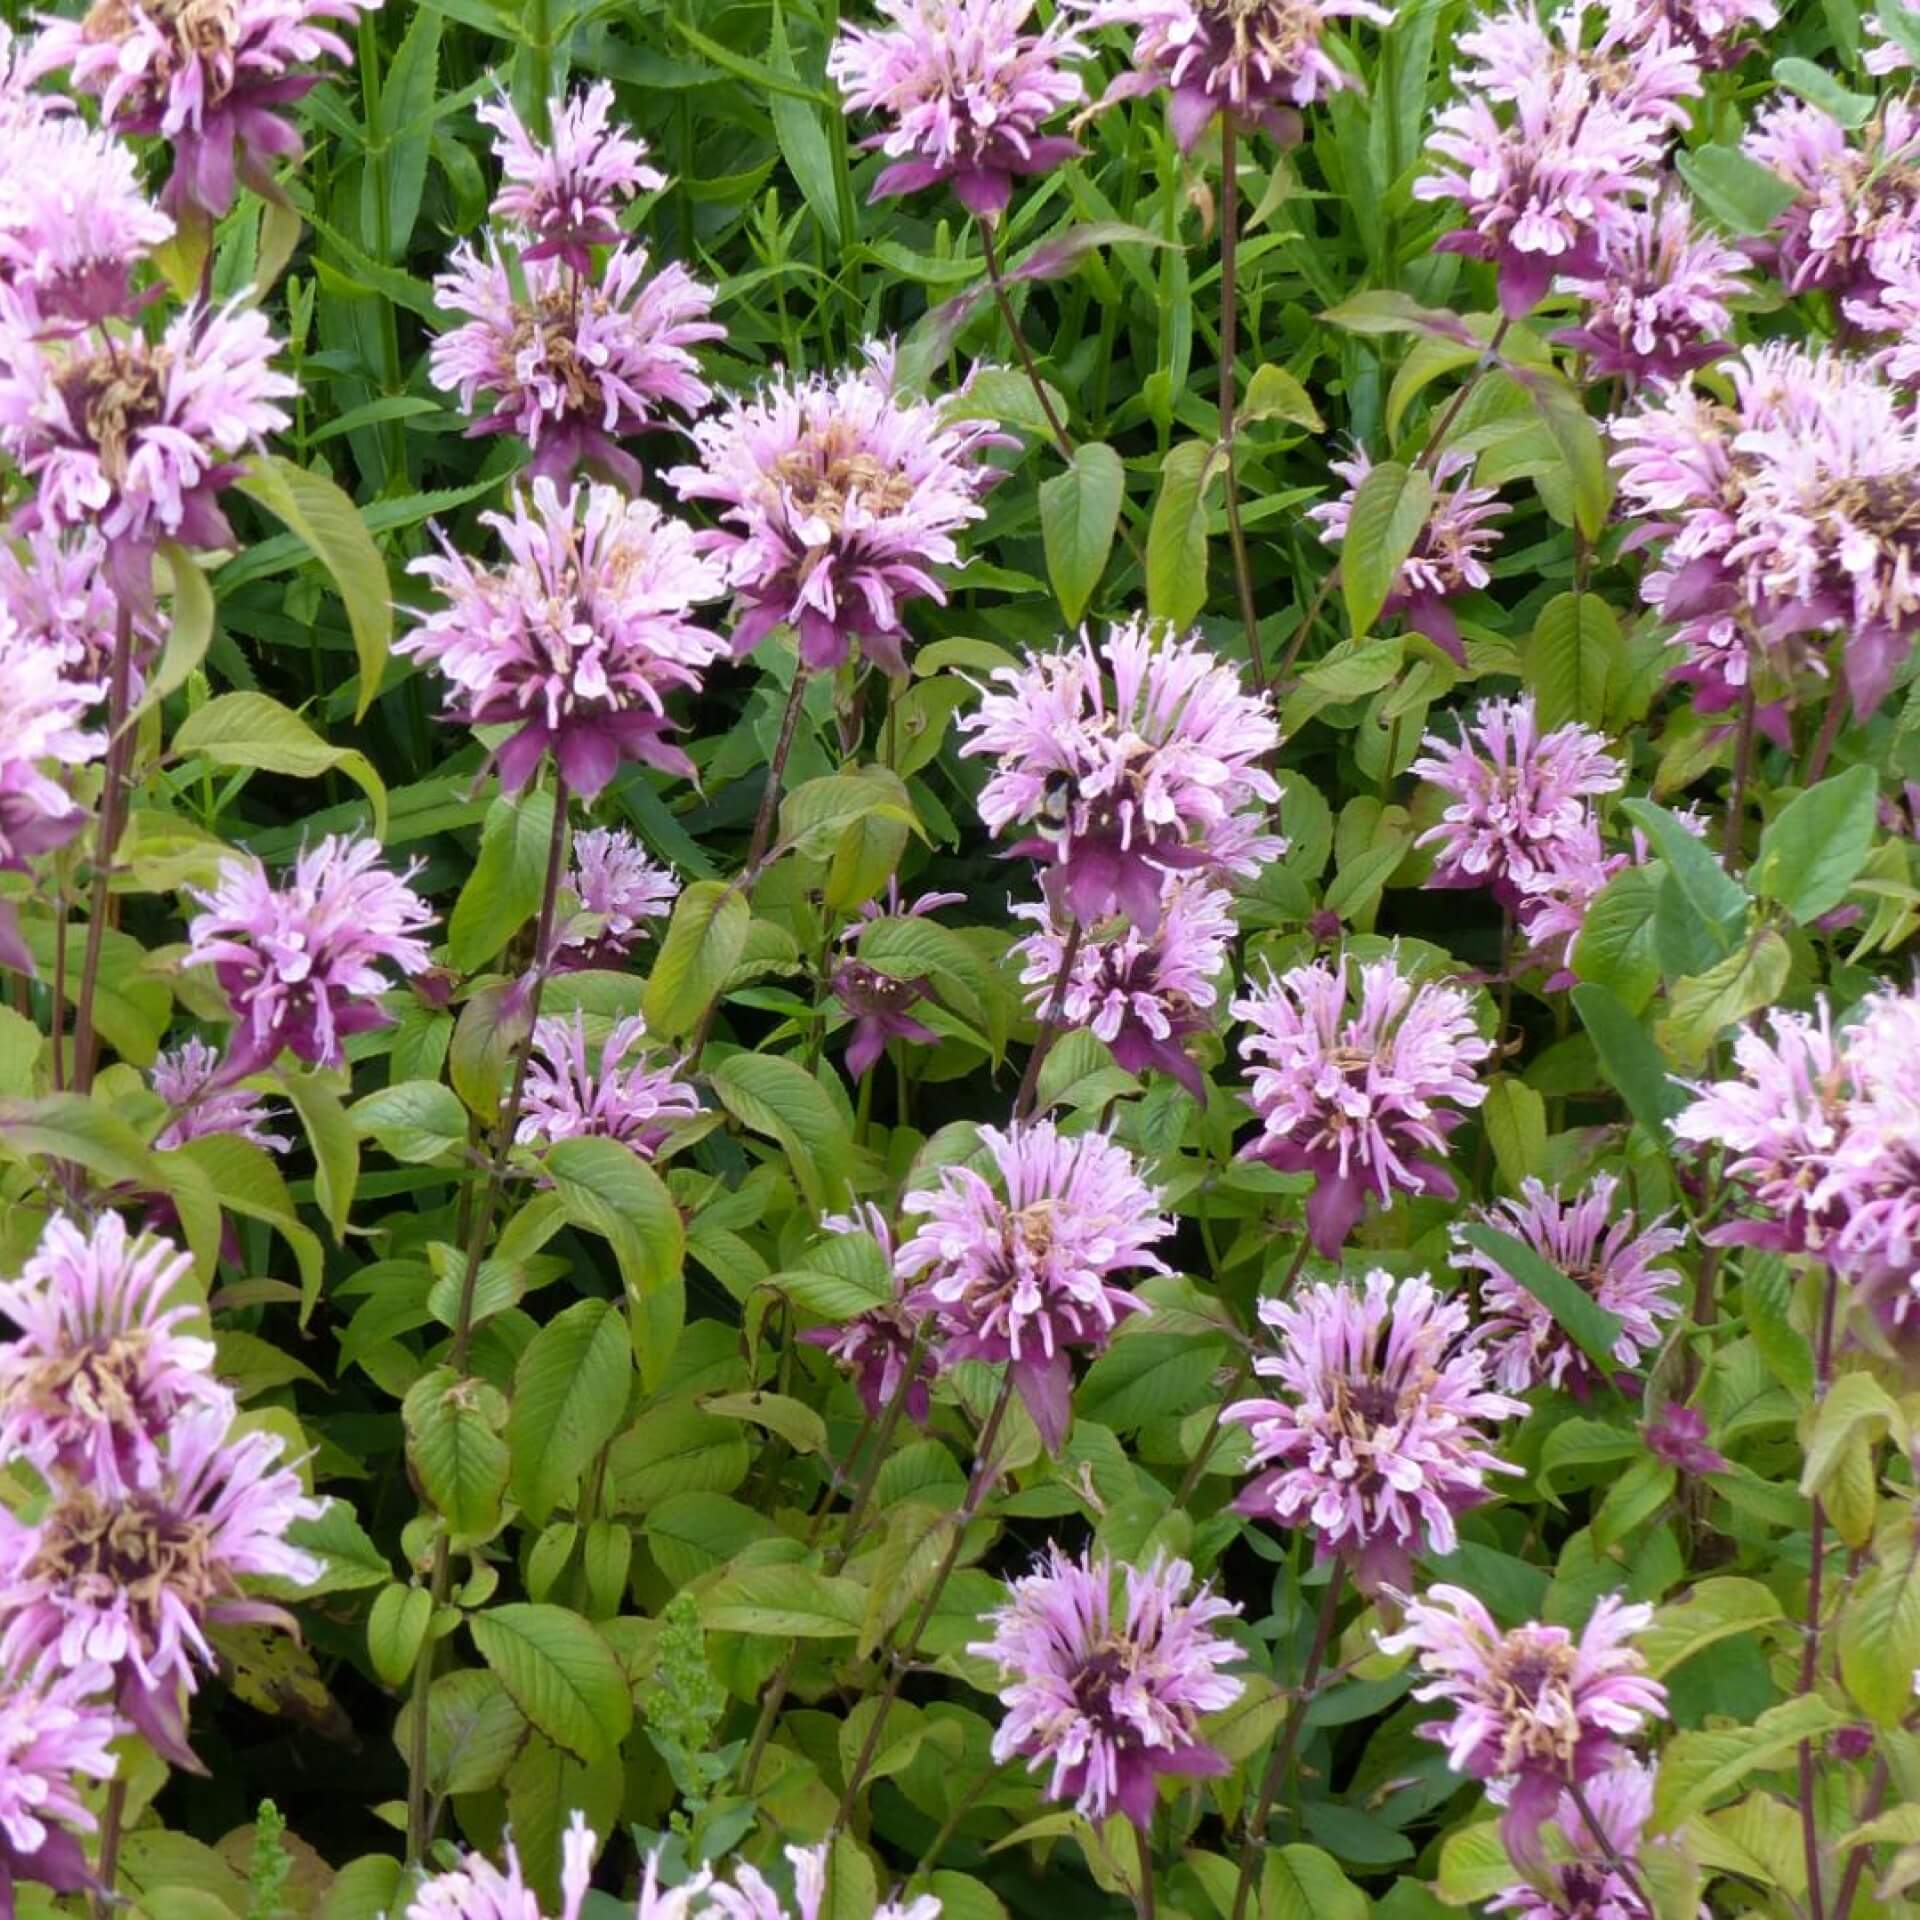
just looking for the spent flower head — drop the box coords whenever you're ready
[1228,1270,1525,1592]
[969,1545,1244,1824]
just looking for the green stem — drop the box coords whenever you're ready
[1132,1816,1158,1920]
[93,1778,127,1920]
[1012,920,1083,1121]
[978,218,1074,464]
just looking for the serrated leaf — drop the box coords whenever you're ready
[351,1079,468,1163]
[1652,1695,1847,1829]
[1572,982,1687,1132]
[449,790,557,971]
[1525,592,1624,730]
[644,881,749,1039]
[171,692,387,836]
[1146,440,1223,628]
[367,1583,433,1689]
[469,1603,632,1765]
[1242,364,1325,432]
[404,1366,511,1543]
[508,1299,634,1527]
[699,1564,870,1638]
[1750,766,1879,924]
[1482,1076,1547,1192]
[1662,931,1792,1066]
[711,1052,850,1213]
[1675,145,1800,235]
[1639,1577,1783,1678]
[1341,460,1432,637]
[1839,1549,1920,1725]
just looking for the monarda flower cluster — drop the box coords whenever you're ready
[829,0,1088,216]
[960,616,1282,926]
[516,1013,701,1158]
[0,1212,323,1784]
[431,89,719,486]
[667,350,1008,675]
[1612,341,1920,721]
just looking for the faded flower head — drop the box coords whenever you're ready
[0,1213,223,1498]
[517,1012,701,1158]
[1305,446,1505,660]
[0,1402,324,1767]
[799,1203,940,1425]
[1011,879,1235,1098]
[184,833,436,1079]
[430,240,721,487]
[960,616,1282,927]
[0,612,104,871]
[1487,1759,1663,1920]
[667,350,1006,674]
[1640,1404,1727,1475]
[0,1656,119,1909]
[1555,190,1747,383]
[1671,1000,1853,1254]
[555,826,679,966]
[1076,0,1389,153]
[1227,1270,1524,1593]
[477,83,665,273]
[0,111,172,326]
[1379,1585,1667,1863]
[1412,694,1625,907]
[1454,1174,1686,1395]
[150,1035,293,1152]
[969,1545,1244,1824]
[897,1119,1172,1449]
[0,299,294,593]
[829,0,1087,217]
[1233,950,1493,1255]
[1743,96,1920,302]
[31,0,375,216]
[402,477,726,796]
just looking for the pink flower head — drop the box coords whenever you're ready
[1744,96,1920,302]
[0,298,294,600]
[1305,446,1504,661]
[692,1847,827,1920]
[828,0,1087,217]
[1670,1001,1852,1254]
[0,611,104,872]
[1075,0,1388,153]
[897,1119,1172,1449]
[1454,1174,1685,1396]
[1233,950,1493,1256]
[0,1402,323,1768]
[1378,1585,1667,1865]
[968,1545,1244,1824]
[1413,2,1691,318]
[1412,694,1625,908]
[516,1012,700,1158]
[1554,190,1747,383]
[408,1811,605,1920]
[1847,256,1920,386]
[1640,1404,1726,1475]
[1487,1760,1662,1920]
[554,825,679,967]
[429,239,721,487]
[667,350,1006,674]
[0,1212,223,1497]
[799,1202,939,1424]
[150,1035,292,1152]
[1511,813,1628,987]
[0,112,171,325]
[0,526,124,676]
[1813,988,1920,1338]
[476,83,665,274]
[1227,1270,1525,1593]
[402,477,725,796]
[1602,0,1775,65]
[1011,878,1234,1098]
[184,833,436,1079]
[0,1656,118,1911]
[960,616,1282,927]
[30,0,375,217]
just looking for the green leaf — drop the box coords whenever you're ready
[643,1493,776,1585]
[367,1583,433,1689]
[1535,1419,1640,1506]
[825,809,909,915]
[1146,440,1223,628]
[700,1389,828,1455]
[18,920,171,1065]
[767,2,842,245]
[1078,1332,1227,1432]
[768,1230,896,1321]
[233,456,392,718]
[711,1052,850,1212]
[1750,765,1879,924]
[404,1366,511,1543]
[0,1093,164,1189]
[1619,798,1747,937]
[283,1499,391,1597]
[1662,931,1793,1066]
[1674,145,1800,235]
[401,1667,526,1797]
[171,693,387,836]
[351,1079,468,1163]
[643,881,749,1039]
[1571,983,1687,1132]
[449,790,557,971]
[779,769,920,859]
[1241,364,1325,432]
[1525,592,1624,731]
[175,1132,325,1320]
[1772,55,1875,126]
[1341,460,1432,637]
[139,543,217,720]
[1259,1846,1369,1920]
[607,1404,750,1511]
[1879,0,1920,64]
[1040,442,1126,624]
[699,1564,869,1638]
[508,1299,635,1527]
[1801,1372,1903,1504]
[1319,291,1479,341]
[468,1603,633,1765]
[278,1068,359,1242]
[1840,1550,1920,1725]
[1458,1222,1625,1373]
[1482,1076,1548,1192]
[1570,868,1663,1014]
[1639,1577,1784,1679]
[1652,1695,1847,1829]
[1514,369,1612,541]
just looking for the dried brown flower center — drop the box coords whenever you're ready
[773,442,917,531]
[1490,1634,1581,1765]
[17,1333,157,1431]
[1071,1643,1136,1727]
[28,1490,220,1624]
[515,291,604,413]
[70,351,168,486]
[84,0,239,77]
[1828,471,1920,545]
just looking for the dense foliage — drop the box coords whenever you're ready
[2,1,1920,1919]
